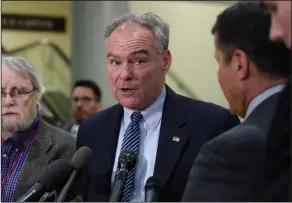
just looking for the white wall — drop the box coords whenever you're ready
[130,1,235,108]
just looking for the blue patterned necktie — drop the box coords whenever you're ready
[113,111,143,202]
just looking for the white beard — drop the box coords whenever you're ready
[2,108,37,135]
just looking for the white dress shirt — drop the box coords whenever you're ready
[111,86,167,202]
[245,84,285,119]
[70,124,79,139]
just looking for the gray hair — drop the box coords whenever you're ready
[104,12,170,54]
[2,55,45,101]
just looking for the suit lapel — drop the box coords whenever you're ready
[14,119,53,200]
[98,105,123,175]
[92,105,123,197]
[154,87,189,188]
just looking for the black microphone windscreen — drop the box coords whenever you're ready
[71,146,92,170]
[38,159,73,191]
[145,176,159,191]
[118,149,137,171]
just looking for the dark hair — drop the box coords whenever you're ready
[211,1,291,77]
[73,80,102,101]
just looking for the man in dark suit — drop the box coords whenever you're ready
[76,12,240,202]
[182,2,291,202]
[261,0,291,200]
[1,55,76,201]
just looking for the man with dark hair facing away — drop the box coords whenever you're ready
[182,1,291,201]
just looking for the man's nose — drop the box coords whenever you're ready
[2,93,14,106]
[269,18,284,42]
[120,63,134,80]
[75,100,83,106]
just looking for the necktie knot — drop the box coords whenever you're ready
[131,112,143,123]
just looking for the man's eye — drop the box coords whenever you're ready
[13,89,25,95]
[111,60,121,65]
[134,59,146,65]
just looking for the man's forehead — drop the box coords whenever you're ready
[3,65,29,76]
[73,86,96,96]
[2,81,32,90]
[2,66,32,86]
[108,23,154,43]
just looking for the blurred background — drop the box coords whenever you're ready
[2,1,236,126]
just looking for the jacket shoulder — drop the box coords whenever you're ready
[41,119,76,157]
[181,95,231,113]
[205,124,266,158]
[175,94,239,124]
[80,104,121,127]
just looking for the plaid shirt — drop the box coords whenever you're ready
[1,116,39,202]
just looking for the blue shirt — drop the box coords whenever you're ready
[1,115,39,202]
[112,86,167,201]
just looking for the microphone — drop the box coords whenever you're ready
[17,159,72,202]
[109,149,137,202]
[145,176,160,202]
[55,146,92,202]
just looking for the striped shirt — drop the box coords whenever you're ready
[1,115,39,202]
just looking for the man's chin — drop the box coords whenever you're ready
[118,97,142,110]
[2,124,24,134]
[2,117,33,133]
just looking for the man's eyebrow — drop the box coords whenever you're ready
[107,52,120,58]
[107,49,150,58]
[130,49,150,56]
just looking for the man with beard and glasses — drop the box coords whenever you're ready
[1,55,76,202]
[63,80,102,138]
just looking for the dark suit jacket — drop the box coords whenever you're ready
[264,79,291,201]
[182,93,282,202]
[13,117,76,201]
[76,86,240,202]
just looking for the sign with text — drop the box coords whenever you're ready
[2,14,66,32]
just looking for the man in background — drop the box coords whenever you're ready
[63,80,102,138]
[262,0,291,200]
[1,55,75,201]
[182,1,291,201]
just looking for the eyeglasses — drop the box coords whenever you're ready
[2,88,36,99]
[72,96,97,103]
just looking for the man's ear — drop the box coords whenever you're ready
[231,50,249,81]
[162,50,172,74]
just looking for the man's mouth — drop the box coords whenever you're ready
[121,88,135,92]
[2,112,17,117]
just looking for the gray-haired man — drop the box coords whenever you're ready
[1,55,76,202]
[76,12,240,202]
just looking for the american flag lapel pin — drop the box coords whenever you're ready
[172,136,180,143]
